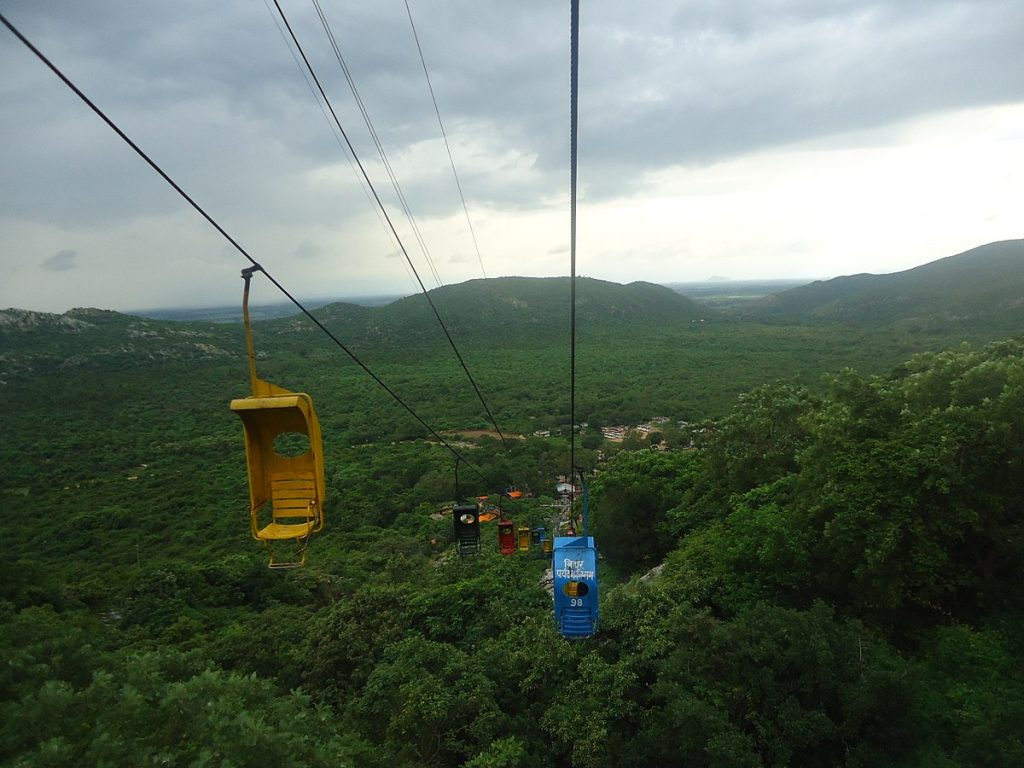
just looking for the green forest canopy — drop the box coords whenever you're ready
[3,272,1024,765]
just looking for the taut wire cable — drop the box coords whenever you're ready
[0,11,491,483]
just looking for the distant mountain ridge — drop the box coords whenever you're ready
[7,242,1023,382]
[310,276,710,347]
[745,240,1024,330]
[0,276,709,377]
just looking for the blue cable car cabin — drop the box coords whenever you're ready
[552,536,599,638]
[453,502,481,555]
[534,526,549,558]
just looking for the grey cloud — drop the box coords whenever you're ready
[295,241,322,259]
[323,0,1024,206]
[41,249,77,271]
[576,1,1024,174]
[3,0,1023,301]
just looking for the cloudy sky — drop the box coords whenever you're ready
[2,0,1022,313]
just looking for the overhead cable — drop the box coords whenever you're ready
[261,0,420,295]
[310,0,443,289]
[569,0,580,479]
[403,0,488,281]
[271,0,510,450]
[0,11,490,483]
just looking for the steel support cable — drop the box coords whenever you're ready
[271,0,510,451]
[262,0,419,296]
[569,0,580,481]
[0,11,490,484]
[312,0,441,288]
[403,0,487,281]
[310,0,443,289]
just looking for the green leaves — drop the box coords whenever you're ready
[357,635,502,765]
[590,450,701,573]
[541,654,639,768]
[796,342,1024,622]
[617,597,915,768]
[7,286,1024,766]
[913,623,1024,765]
[3,649,360,768]
[665,340,1024,627]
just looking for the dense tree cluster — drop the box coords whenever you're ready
[2,278,1024,768]
[4,306,1024,764]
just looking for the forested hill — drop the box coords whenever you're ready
[744,239,1024,329]
[0,306,244,380]
[416,276,709,328]
[0,277,709,377]
[314,276,710,347]
[5,265,1024,763]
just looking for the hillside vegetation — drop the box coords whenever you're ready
[744,239,1024,332]
[309,276,710,355]
[3,261,1024,766]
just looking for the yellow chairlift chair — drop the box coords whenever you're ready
[230,267,325,568]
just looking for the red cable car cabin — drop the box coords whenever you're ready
[498,519,515,555]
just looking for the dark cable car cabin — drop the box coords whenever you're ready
[517,525,531,552]
[534,526,550,557]
[498,518,516,555]
[230,267,325,569]
[453,502,482,555]
[552,536,599,638]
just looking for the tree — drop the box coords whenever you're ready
[541,654,639,768]
[590,450,701,572]
[356,635,502,766]
[2,649,363,767]
[794,346,1024,624]
[687,383,819,518]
